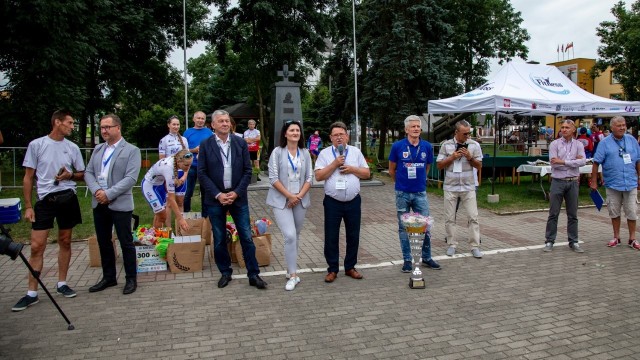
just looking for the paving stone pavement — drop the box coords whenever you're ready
[1,181,640,359]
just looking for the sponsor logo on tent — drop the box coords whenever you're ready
[503,99,511,108]
[625,106,637,112]
[556,105,561,111]
[531,103,537,109]
[462,82,494,97]
[529,74,570,95]
[591,107,605,111]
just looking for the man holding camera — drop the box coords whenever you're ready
[13,110,85,312]
[436,120,483,258]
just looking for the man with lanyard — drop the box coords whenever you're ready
[13,109,85,312]
[198,110,267,289]
[183,111,213,214]
[543,119,586,253]
[314,121,370,283]
[389,115,441,272]
[436,120,483,258]
[590,116,640,249]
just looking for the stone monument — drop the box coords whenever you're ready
[270,62,303,152]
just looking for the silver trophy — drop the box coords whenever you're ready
[401,213,431,289]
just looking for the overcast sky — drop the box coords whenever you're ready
[172,1,628,80]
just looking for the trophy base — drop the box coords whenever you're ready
[409,277,425,289]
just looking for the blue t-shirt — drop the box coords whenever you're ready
[593,133,640,191]
[183,127,213,166]
[388,138,433,193]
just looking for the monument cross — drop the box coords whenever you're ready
[277,63,294,82]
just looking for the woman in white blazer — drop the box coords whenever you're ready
[266,121,313,291]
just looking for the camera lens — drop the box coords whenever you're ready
[0,234,23,260]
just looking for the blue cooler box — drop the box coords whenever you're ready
[0,198,21,224]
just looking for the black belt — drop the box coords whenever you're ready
[554,177,579,181]
[43,189,74,202]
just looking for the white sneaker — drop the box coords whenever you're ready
[285,276,300,291]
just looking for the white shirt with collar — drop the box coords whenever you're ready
[215,133,233,190]
[314,144,369,202]
[101,138,123,178]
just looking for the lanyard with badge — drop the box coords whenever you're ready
[616,137,632,164]
[331,146,348,190]
[406,144,420,179]
[98,148,115,188]
[220,141,232,185]
[287,148,301,194]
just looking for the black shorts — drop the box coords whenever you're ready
[32,189,82,231]
[249,151,258,161]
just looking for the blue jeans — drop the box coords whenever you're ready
[206,202,260,278]
[396,191,432,262]
[323,195,361,273]
[183,167,198,213]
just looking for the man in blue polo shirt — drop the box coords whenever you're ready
[389,115,441,272]
[590,116,640,249]
[183,111,213,214]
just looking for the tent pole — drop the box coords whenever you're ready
[553,114,557,139]
[491,111,498,195]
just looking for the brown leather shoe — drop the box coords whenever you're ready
[345,268,363,279]
[325,272,337,283]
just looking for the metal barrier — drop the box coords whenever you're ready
[0,146,159,190]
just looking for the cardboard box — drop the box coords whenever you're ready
[136,245,167,272]
[202,217,212,245]
[87,235,118,267]
[167,235,206,273]
[234,234,272,268]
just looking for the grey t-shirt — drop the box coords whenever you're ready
[23,136,85,200]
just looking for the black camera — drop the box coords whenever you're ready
[456,143,468,151]
[0,225,23,260]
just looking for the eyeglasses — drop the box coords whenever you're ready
[100,125,118,131]
[331,133,346,138]
[183,153,193,159]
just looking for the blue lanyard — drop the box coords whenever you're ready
[331,146,348,160]
[406,144,420,162]
[287,148,300,173]
[102,148,115,168]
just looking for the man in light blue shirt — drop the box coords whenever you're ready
[590,116,640,249]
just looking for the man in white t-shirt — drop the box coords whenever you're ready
[243,119,261,180]
[13,110,85,312]
[314,121,370,283]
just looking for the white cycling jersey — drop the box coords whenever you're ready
[158,133,188,157]
[144,157,177,193]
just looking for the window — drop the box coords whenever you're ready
[611,71,621,84]
[610,93,623,100]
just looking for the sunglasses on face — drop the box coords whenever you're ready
[182,153,193,159]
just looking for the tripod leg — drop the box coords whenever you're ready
[19,252,75,330]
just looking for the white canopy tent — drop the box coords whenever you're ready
[427,62,640,197]
[428,62,640,116]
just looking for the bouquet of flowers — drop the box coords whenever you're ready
[400,213,433,234]
[135,225,171,246]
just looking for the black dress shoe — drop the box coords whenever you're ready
[89,278,117,293]
[123,279,137,295]
[217,274,232,288]
[249,275,267,289]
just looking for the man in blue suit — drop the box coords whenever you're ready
[198,109,267,289]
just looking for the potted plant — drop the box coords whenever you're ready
[251,167,261,184]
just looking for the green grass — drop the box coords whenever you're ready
[1,167,202,243]
[428,175,597,213]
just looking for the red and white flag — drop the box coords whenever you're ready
[566,42,573,51]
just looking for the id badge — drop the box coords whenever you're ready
[407,165,417,179]
[223,165,232,183]
[453,159,463,173]
[335,177,347,190]
[98,175,108,189]
[623,153,632,164]
[288,180,300,194]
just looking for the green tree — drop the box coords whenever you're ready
[210,0,336,154]
[0,0,212,147]
[447,0,530,92]
[595,1,640,100]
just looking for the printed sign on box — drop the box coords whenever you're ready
[136,245,167,272]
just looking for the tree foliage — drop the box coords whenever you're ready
[595,1,640,100]
[210,0,336,152]
[0,0,212,147]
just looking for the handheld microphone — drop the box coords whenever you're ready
[338,144,344,156]
[53,167,65,186]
